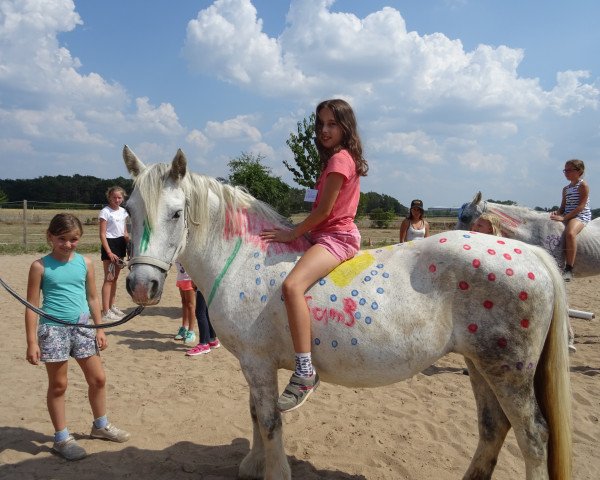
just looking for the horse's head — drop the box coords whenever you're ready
[123,145,188,305]
[455,191,485,230]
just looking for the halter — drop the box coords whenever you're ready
[127,198,191,273]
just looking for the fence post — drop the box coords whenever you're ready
[23,199,28,252]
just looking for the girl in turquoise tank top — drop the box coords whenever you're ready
[24,214,130,460]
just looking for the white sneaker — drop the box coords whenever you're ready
[102,310,121,322]
[110,305,126,317]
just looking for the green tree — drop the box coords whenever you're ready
[228,152,291,216]
[284,113,321,188]
[488,198,517,206]
[0,188,7,204]
[369,208,396,228]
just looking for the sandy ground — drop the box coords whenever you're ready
[0,253,598,479]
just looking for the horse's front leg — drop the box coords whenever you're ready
[238,359,290,480]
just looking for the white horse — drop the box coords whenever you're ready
[122,146,572,480]
[456,191,600,277]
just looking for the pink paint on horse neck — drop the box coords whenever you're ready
[224,209,309,255]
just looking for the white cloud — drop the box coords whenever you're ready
[458,150,506,173]
[204,114,262,142]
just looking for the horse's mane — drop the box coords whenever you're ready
[135,163,290,247]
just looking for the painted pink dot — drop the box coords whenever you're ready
[468,323,478,333]
[487,249,496,255]
[429,264,437,273]
[439,238,447,243]
[483,300,494,309]
[463,244,472,250]
[514,248,522,254]
[497,338,508,349]
[528,272,535,280]
[521,319,530,328]
[472,259,481,268]
[505,268,514,276]
[519,291,528,301]
[503,253,512,260]
[487,273,496,281]
[497,240,506,244]
[458,281,469,290]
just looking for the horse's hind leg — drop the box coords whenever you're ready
[238,361,291,480]
[463,359,511,480]
[491,376,549,480]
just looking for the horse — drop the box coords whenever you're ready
[122,146,572,480]
[456,191,600,277]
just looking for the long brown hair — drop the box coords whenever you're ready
[315,99,368,176]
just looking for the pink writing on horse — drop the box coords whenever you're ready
[306,296,357,327]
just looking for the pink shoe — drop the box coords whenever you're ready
[208,339,221,349]
[186,343,210,356]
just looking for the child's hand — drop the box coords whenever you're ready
[26,344,40,365]
[549,212,563,222]
[96,330,108,350]
[260,228,295,243]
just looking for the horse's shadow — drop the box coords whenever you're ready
[0,426,366,480]
[570,365,600,376]
[108,328,178,352]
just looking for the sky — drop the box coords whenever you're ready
[0,0,598,209]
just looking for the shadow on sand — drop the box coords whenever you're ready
[0,426,366,480]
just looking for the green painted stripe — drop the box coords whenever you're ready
[207,237,242,307]
[141,220,151,253]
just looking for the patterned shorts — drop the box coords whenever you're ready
[38,324,99,363]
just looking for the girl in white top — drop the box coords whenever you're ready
[98,186,129,321]
[399,199,430,242]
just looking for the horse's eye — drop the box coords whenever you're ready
[173,210,182,219]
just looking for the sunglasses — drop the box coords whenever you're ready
[563,169,577,173]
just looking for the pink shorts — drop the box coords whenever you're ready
[310,228,361,262]
[176,280,195,291]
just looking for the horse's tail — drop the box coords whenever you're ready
[532,246,572,480]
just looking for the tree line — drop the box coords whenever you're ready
[1,115,596,223]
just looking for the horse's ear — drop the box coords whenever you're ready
[123,145,146,178]
[472,191,482,205]
[170,149,187,182]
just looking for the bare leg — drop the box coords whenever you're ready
[101,260,115,313]
[564,218,584,267]
[282,245,340,353]
[76,355,107,419]
[45,361,69,432]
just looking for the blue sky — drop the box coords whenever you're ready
[1,0,598,209]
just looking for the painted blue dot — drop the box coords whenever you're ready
[377,287,384,294]
[359,298,366,306]
[253,252,260,258]
[314,338,321,346]
[377,263,384,269]
[319,279,326,285]
[255,264,261,270]
[365,316,372,324]
[371,302,379,310]
[239,292,245,300]
[382,272,390,278]
[280,295,285,301]
[261,295,267,303]
[331,340,338,348]
[280,271,287,278]
[351,338,358,346]
[255,278,261,285]
[371,270,378,275]
[354,311,361,319]
[463,234,471,238]
[364,276,371,282]
[351,289,359,296]
[269,279,276,286]
[376,249,383,253]
[330,294,337,302]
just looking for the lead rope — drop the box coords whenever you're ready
[0,276,144,329]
